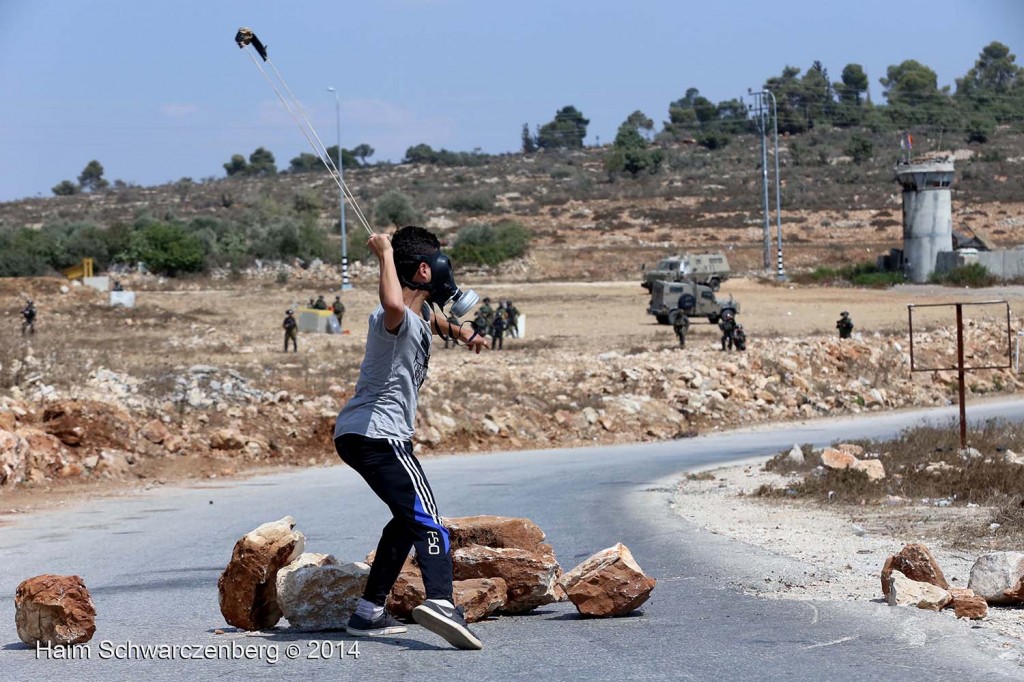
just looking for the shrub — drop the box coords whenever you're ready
[845,134,873,164]
[450,221,530,267]
[373,190,421,227]
[446,192,495,214]
[930,263,997,287]
[130,223,207,275]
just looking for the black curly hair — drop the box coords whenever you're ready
[391,225,440,283]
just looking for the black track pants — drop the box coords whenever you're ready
[334,433,453,605]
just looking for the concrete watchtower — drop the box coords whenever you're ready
[895,159,954,283]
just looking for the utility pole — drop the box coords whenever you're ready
[766,89,784,281]
[751,91,771,271]
[749,89,785,279]
[327,87,352,291]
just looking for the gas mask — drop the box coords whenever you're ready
[403,251,479,318]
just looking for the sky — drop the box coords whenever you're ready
[0,0,1021,203]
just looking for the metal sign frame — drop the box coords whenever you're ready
[907,300,1012,448]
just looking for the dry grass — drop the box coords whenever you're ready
[758,421,1024,550]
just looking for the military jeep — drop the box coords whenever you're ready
[646,279,740,325]
[641,252,731,291]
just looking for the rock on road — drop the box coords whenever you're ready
[1,400,1022,680]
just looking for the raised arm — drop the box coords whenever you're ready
[369,233,406,333]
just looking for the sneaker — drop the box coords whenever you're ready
[345,611,408,637]
[411,602,483,650]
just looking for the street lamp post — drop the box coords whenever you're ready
[749,89,785,280]
[326,87,351,290]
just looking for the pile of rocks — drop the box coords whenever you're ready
[217,515,656,634]
[881,543,1024,620]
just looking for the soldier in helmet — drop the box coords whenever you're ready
[718,309,737,351]
[837,311,853,339]
[505,300,520,338]
[332,295,346,330]
[283,309,298,352]
[21,299,36,336]
[477,297,494,332]
[672,311,689,348]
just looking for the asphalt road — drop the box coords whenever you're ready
[1,400,1023,681]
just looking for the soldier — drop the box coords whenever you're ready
[672,311,689,348]
[837,311,853,339]
[283,309,298,352]
[491,307,507,351]
[478,297,494,331]
[732,323,747,351]
[313,294,329,310]
[718,310,737,351]
[505,300,519,338]
[332,296,346,330]
[21,299,36,336]
[472,309,490,338]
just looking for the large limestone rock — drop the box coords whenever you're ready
[210,428,247,450]
[453,544,560,613]
[968,552,1024,605]
[946,587,988,620]
[42,400,136,448]
[445,515,547,551]
[559,543,656,617]
[276,554,369,631]
[820,448,857,470]
[880,544,949,598]
[15,574,96,645]
[140,419,170,444]
[386,569,507,623]
[218,517,305,630]
[851,458,885,481]
[887,570,952,611]
[0,428,29,486]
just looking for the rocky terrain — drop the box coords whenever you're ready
[2,273,1022,508]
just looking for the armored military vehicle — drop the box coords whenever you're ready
[647,279,740,325]
[641,252,731,291]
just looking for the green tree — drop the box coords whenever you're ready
[606,120,663,178]
[764,66,811,134]
[625,110,655,138]
[716,99,750,134]
[955,42,1024,123]
[248,147,277,176]
[352,143,375,164]
[51,180,80,196]
[665,88,708,137]
[373,190,420,227]
[223,154,248,176]
[965,116,996,144]
[880,59,953,126]
[289,152,322,173]
[800,61,835,127]
[78,160,109,192]
[326,145,359,168]
[130,223,206,275]
[536,106,589,149]
[837,63,869,105]
[845,134,874,164]
[404,143,436,164]
[521,123,537,153]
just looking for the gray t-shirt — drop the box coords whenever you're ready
[334,305,432,440]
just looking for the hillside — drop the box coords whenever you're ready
[2,127,1023,281]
